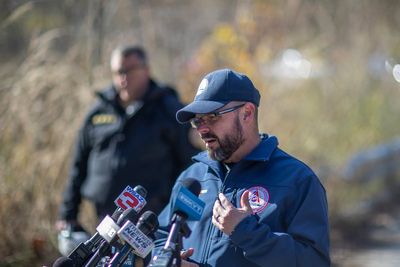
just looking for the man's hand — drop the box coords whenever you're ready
[180,248,199,267]
[55,219,78,231]
[212,191,253,235]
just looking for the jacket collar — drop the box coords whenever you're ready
[244,134,278,161]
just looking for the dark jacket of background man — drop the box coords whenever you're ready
[58,46,199,225]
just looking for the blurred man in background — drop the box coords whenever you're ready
[57,45,199,232]
[154,69,330,267]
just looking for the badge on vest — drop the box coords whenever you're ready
[92,114,117,125]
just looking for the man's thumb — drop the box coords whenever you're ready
[240,190,253,213]
[180,247,194,260]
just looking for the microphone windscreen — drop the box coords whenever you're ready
[137,210,159,235]
[134,185,148,198]
[182,178,201,196]
[52,256,73,267]
[111,208,124,221]
[117,208,138,225]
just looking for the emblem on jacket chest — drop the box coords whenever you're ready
[247,186,270,213]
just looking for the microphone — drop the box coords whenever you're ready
[52,256,73,267]
[114,185,147,212]
[171,179,204,221]
[108,211,159,267]
[149,179,205,267]
[65,185,147,267]
[84,208,139,267]
[88,185,148,249]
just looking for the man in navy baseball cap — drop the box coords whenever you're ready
[156,68,330,266]
[176,68,260,123]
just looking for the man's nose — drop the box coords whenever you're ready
[196,124,210,134]
[119,74,128,87]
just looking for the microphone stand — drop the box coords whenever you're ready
[84,240,112,267]
[148,214,191,267]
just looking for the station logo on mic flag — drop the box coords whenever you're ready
[118,221,154,258]
[115,185,147,211]
[174,185,205,221]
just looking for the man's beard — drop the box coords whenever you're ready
[205,116,245,161]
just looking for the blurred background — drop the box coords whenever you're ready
[1,0,400,266]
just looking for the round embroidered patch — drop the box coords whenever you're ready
[247,186,270,213]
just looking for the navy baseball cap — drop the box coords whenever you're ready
[176,68,260,123]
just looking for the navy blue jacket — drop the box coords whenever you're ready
[59,80,199,220]
[156,134,330,267]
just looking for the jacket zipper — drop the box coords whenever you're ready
[216,187,238,238]
[200,167,232,265]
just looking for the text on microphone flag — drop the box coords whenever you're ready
[115,185,147,211]
[118,220,154,258]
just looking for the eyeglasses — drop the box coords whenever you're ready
[113,65,145,75]
[190,104,245,128]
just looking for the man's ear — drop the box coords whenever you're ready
[242,105,252,120]
[243,112,249,120]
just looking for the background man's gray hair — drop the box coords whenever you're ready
[110,45,148,66]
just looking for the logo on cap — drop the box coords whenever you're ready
[247,186,270,213]
[195,78,208,97]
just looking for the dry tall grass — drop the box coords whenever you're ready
[1,1,400,266]
[0,30,102,266]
